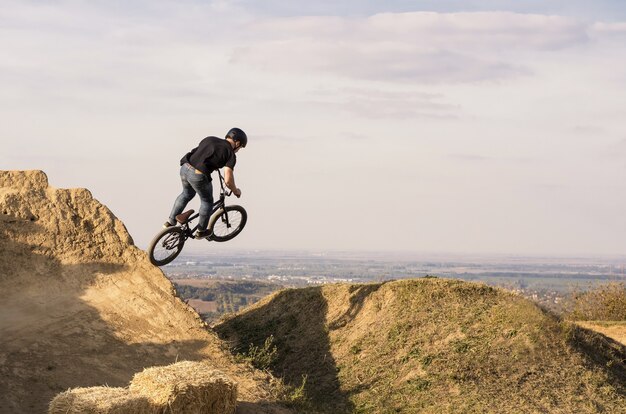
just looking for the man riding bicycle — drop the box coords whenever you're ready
[165,128,247,239]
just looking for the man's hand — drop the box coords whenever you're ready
[234,188,242,198]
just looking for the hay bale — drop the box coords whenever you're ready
[48,386,153,414]
[129,361,237,414]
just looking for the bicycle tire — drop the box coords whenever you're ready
[209,205,247,242]
[148,226,186,266]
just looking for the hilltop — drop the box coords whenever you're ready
[0,171,287,413]
[216,279,626,413]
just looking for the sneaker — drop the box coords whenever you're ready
[194,229,211,239]
[163,220,175,228]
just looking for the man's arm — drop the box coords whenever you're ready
[223,167,241,197]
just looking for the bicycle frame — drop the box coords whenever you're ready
[179,169,234,240]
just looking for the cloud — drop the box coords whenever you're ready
[447,154,536,164]
[364,12,589,50]
[0,5,610,93]
[245,11,588,49]
[227,0,626,22]
[232,42,527,83]
[336,88,460,119]
[230,12,590,83]
[606,139,626,156]
[448,154,494,162]
[590,21,626,36]
[282,87,461,120]
[569,125,609,136]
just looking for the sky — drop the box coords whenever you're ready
[1,0,625,256]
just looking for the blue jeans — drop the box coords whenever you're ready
[169,164,213,231]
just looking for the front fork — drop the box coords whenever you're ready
[207,199,229,230]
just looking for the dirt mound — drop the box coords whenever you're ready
[215,279,626,413]
[0,171,287,414]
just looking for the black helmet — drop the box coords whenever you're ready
[226,127,247,148]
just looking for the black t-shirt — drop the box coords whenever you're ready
[180,136,236,180]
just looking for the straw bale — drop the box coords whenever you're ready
[48,386,153,414]
[129,361,238,414]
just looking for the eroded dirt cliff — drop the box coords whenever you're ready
[0,171,285,414]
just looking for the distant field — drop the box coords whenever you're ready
[173,278,284,322]
[187,299,218,313]
[164,252,626,296]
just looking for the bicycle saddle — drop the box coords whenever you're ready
[175,209,195,224]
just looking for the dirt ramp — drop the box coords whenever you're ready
[50,361,237,414]
[0,171,287,414]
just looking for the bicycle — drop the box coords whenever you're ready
[148,169,247,266]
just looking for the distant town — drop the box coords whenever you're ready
[163,250,626,319]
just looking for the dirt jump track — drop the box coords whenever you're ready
[2,170,625,414]
[0,170,287,414]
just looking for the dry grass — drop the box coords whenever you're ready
[576,321,626,345]
[48,386,151,414]
[566,282,626,321]
[216,278,626,414]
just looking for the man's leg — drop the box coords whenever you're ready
[186,173,213,232]
[167,165,197,225]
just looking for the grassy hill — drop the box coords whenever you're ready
[215,278,626,413]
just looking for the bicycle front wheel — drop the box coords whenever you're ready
[148,226,186,266]
[209,205,247,242]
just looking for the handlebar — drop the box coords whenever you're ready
[217,169,236,197]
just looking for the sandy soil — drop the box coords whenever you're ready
[0,170,289,414]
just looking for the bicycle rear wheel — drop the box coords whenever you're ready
[148,226,186,266]
[209,205,247,242]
